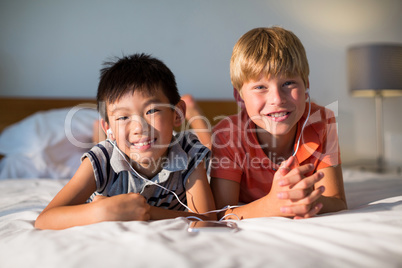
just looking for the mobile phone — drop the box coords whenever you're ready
[187,221,239,233]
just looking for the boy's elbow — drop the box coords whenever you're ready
[319,197,348,214]
[34,217,44,229]
[334,196,348,212]
[338,199,348,211]
[35,211,49,230]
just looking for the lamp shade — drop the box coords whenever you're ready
[347,44,402,97]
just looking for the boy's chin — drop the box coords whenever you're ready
[128,147,170,161]
[257,124,296,136]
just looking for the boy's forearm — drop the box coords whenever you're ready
[221,196,280,220]
[149,206,216,221]
[35,203,103,230]
[222,195,347,220]
[317,195,347,214]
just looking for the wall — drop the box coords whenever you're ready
[1,0,402,164]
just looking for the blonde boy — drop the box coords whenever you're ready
[210,27,347,219]
[36,54,216,229]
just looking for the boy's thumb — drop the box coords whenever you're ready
[277,156,296,176]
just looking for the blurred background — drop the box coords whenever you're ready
[1,0,401,165]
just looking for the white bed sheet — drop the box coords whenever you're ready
[0,169,401,268]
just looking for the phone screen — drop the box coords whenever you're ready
[187,221,238,233]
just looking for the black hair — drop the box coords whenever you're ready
[96,53,181,121]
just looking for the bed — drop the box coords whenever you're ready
[0,97,401,268]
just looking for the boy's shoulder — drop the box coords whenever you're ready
[173,131,208,153]
[171,131,210,169]
[307,102,337,129]
[93,140,115,154]
[300,102,339,149]
[81,140,115,163]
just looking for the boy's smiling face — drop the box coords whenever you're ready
[240,73,307,141]
[103,88,184,173]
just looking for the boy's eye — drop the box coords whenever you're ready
[146,108,160,115]
[254,85,266,90]
[116,116,129,121]
[283,81,295,87]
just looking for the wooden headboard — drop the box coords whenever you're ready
[0,97,239,133]
[0,97,96,133]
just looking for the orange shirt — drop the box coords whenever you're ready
[210,102,341,204]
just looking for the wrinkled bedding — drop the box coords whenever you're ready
[0,169,401,268]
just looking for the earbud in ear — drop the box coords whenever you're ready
[305,88,310,99]
[106,128,114,139]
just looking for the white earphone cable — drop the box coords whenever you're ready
[292,90,311,157]
[104,89,311,222]
[108,139,195,212]
[107,139,240,220]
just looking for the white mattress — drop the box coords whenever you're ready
[0,168,401,268]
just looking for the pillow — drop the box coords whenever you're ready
[0,105,100,179]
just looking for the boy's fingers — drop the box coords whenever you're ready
[288,163,315,177]
[279,186,325,215]
[276,157,294,177]
[298,186,325,204]
[278,156,299,171]
[293,203,323,219]
[278,188,311,200]
[280,204,310,215]
[278,164,316,186]
[280,156,295,169]
[303,202,323,218]
[277,184,324,201]
[292,172,325,190]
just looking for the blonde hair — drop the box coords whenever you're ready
[230,27,309,91]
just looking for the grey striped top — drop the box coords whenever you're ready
[82,131,210,211]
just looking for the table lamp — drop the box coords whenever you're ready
[347,43,402,172]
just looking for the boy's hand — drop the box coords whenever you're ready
[93,193,151,222]
[271,156,325,219]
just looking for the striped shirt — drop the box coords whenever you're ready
[82,131,210,211]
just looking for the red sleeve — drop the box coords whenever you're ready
[316,107,341,169]
[210,121,243,183]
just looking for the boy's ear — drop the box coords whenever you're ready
[235,88,243,99]
[173,100,186,127]
[305,80,310,100]
[100,118,115,140]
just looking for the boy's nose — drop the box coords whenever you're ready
[267,87,285,105]
[130,115,149,135]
